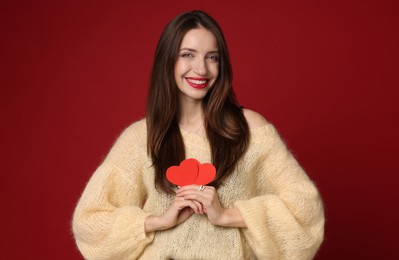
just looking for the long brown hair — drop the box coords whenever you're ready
[146,10,249,193]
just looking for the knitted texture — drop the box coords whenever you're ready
[72,119,324,259]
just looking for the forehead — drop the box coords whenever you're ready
[179,28,218,51]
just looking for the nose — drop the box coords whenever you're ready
[193,58,207,75]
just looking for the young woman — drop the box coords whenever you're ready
[72,10,324,259]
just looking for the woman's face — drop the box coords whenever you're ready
[174,28,219,102]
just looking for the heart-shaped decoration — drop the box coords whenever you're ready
[166,158,216,186]
[166,158,199,186]
[196,163,217,185]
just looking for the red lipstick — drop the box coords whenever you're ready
[185,77,209,89]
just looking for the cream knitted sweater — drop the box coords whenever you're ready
[72,119,324,259]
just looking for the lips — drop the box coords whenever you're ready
[185,77,209,89]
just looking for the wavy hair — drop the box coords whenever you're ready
[146,10,249,193]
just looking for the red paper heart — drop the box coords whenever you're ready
[196,163,217,185]
[166,158,216,186]
[166,158,199,186]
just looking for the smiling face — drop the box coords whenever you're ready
[174,27,219,102]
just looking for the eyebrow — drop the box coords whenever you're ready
[179,47,219,53]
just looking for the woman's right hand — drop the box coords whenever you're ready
[144,197,202,233]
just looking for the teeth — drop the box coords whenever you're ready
[187,79,207,84]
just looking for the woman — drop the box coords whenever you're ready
[72,10,324,259]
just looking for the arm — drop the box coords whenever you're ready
[144,197,199,232]
[72,126,153,259]
[235,125,325,259]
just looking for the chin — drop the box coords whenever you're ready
[179,89,209,101]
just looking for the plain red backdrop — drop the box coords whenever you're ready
[1,0,398,259]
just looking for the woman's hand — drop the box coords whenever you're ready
[175,185,246,227]
[145,196,199,233]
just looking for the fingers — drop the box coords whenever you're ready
[170,185,225,227]
[190,199,205,214]
[175,185,215,205]
[186,199,202,214]
[176,185,215,193]
[176,207,194,225]
[175,185,215,199]
[173,197,204,214]
[176,185,219,211]
[174,185,217,215]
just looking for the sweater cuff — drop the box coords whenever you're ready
[76,206,155,259]
[110,206,155,249]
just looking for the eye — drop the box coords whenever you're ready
[181,52,193,58]
[207,54,219,62]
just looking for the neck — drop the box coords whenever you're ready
[178,96,204,134]
[178,96,203,124]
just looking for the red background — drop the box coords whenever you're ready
[1,0,398,259]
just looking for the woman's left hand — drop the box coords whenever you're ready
[176,185,247,227]
[175,185,225,225]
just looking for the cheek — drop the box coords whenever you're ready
[211,64,219,78]
[175,59,190,75]
[174,62,184,82]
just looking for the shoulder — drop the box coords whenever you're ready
[105,118,147,163]
[243,109,268,129]
[124,118,147,135]
[113,118,147,148]
[242,109,281,145]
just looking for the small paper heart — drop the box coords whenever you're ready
[195,163,216,185]
[166,158,199,186]
[166,158,216,186]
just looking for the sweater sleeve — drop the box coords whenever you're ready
[235,125,325,260]
[72,124,154,259]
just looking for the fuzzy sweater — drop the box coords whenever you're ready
[72,119,324,259]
